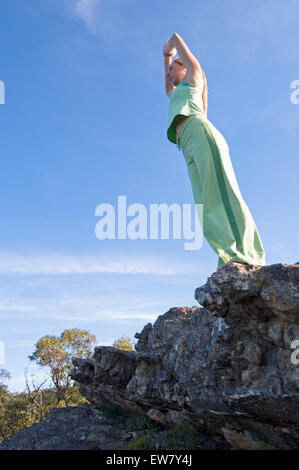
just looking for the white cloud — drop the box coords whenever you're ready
[0,301,36,313]
[0,251,180,275]
[0,292,168,322]
[0,251,207,323]
[71,0,124,38]
[74,0,101,34]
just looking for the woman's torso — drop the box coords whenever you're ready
[167,76,205,144]
[174,114,195,137]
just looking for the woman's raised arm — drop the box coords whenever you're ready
[165,33,202,75]
[163,40,176,97]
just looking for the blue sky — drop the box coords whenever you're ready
[0,0,298,392]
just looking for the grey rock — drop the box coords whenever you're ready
[70,263,299,449]
[0,404,131,450]
[2,262,299,450]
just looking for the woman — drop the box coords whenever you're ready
[163,33,266,273]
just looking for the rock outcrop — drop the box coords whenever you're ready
[1,262,298,450]
[0,404,132,450]
[70,263,299,450]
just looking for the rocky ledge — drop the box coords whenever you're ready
[70,262,299,450]
[1,262,298,450]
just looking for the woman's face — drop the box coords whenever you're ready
[167,62,186,86]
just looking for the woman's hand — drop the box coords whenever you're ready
[163,39,177,57]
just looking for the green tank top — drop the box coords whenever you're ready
[167,80,205,144]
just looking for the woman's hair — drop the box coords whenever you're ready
[173,57,208,115]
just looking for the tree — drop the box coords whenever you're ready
[0,368,10,390]
[60,328,96,359]
[0,369,12,440]
[0,367,89,444]
[24,366,48,415]
[28,328,96,404]
[113,335,136,351]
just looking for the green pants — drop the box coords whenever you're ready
[176,114,266,268]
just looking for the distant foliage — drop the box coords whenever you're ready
[0,366,88,443]
[113,335,136,351]
[0,331,140,445]
[28,328,97,405]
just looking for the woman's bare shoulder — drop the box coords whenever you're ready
[183,69,203,87]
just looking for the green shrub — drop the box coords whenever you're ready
[120,413,161,432]
[97,403,123,419]
[125,430,157,450]
[163,420,203,450]
[124,420,203,451]
[256,441,277,450]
